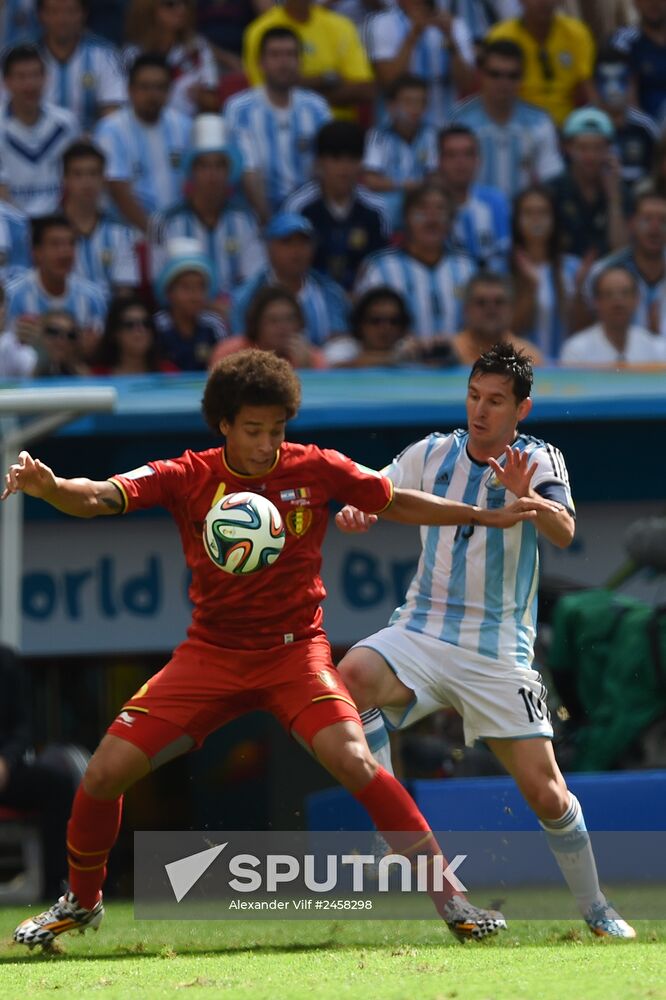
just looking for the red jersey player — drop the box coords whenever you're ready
[3,351,556,948]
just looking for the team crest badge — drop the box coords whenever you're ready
[286,508,313,537]
[82,72,95,89]
[101,248,113,266]
[170,151,182,169]
[132,682,149,700]
[349,228,367,250]
[225,238,238,254]
[317,670,337,690]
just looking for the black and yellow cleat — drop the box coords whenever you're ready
[443,895,507,943]
[13,891,104,950]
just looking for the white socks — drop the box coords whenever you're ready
[360,708,395,775]
[539,793,606,915]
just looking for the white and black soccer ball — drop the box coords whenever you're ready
[203,491,286,575]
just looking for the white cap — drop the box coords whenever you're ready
[156,237,214,304]
[185,114,242,183]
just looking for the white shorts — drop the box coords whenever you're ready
[352,625,554,747]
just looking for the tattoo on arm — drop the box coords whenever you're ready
[102,495,122,512]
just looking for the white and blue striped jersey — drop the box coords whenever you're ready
[449,184,511,272]
[0,200,31,282]
[0,0,39,47]
[526,255,580,360]
[94,107,192,216]
[586,246,666,338]
[230,267,349,345]
[225,86,331,213]
[41,34,127,132]
[0,103,80,217]
[355,247,476,337]
[451,96,563,199]
[364,3,474,126]
[149,201,266,295]
[384,429,574,666]
[5,268,107,332]
[73,215,139,297]
[363,123,438,228]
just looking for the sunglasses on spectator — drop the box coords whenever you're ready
[120,317,150,330]
[470,297,509,308]
[484,68,521,81]
[364,314,404,327]
[45,325,77,340]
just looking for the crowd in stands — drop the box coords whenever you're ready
[0,0,665,378]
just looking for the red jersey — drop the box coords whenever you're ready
[110,442,393,650]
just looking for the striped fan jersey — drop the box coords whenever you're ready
[354,247,476,338]
[0,201,31,283]
[0,102,80,217]
[225,86,331,212]
[73,215,139,296]
[41,34,127,131]
[450,96,563,199]
[585,246,666,338]
[383,430,574,667]
[109,443,393,650]
[448,183,511,273]
[364,3,474,126]
[5,268,107,333]
[231,267,349,345]
[149,201,266,295]
[94,107,192,216]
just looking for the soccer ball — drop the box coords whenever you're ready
[203,491,286,575]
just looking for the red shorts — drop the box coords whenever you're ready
[106,633,361,761]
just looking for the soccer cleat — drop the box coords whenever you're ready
[584,901,637,939]
[443,895,508,942]
[13,891,104,950]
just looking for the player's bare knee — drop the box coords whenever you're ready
[83,745,144,799]
[327,740,377,790]
[338,652,377,709]
[527,778,570,820]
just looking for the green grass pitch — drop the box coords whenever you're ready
[1,904,666,1000]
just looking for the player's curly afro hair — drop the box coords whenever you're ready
[469,342,533,402]
[202,349,302,433]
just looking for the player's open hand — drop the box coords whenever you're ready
[488,446,538,498]
[335,505,377,533]
[482,495,563,528]
[1,450,57,501]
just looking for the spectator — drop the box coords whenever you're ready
[486,0,595,127]
[284,120,389,291]
[210,286,327,369]
[32,308,89,375]
[0,200,32,284]
[451,39,563,199]
[154,236,226,370]
[62,141,140,299]
[243,0,375,119]
[225,27,331,221]
[0,45,79,217]
[91,295,179,373]
[511,185,584,361]
[37,0,127,132]
[150,114,264,301]
[362,74,438,230]
[231,213,349,347]
[561,266,666,366]
[586,193,666,337]
[0,645,80,900]
[86,0,130,47]
[365,0,475,127]
[0,1,39,47]
[0,283,38,377]
[594,48,658,188]
[435,125,511,273]
[611,0,666,124]
[548,107,629,260]
[197,0,270,62]
[5,215,106,355]
[123,0,220,116]
[345,286,412,367]
[451,272,544,366]
[94,54,192,232]
[638,132,666,200]
[355,183,476,339]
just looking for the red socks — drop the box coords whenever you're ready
[66,785,123,909]
[354,766,458,915]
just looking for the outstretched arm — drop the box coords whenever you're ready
[487,446,575,549]
[2,451,124,518]
[336,485,561,533]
